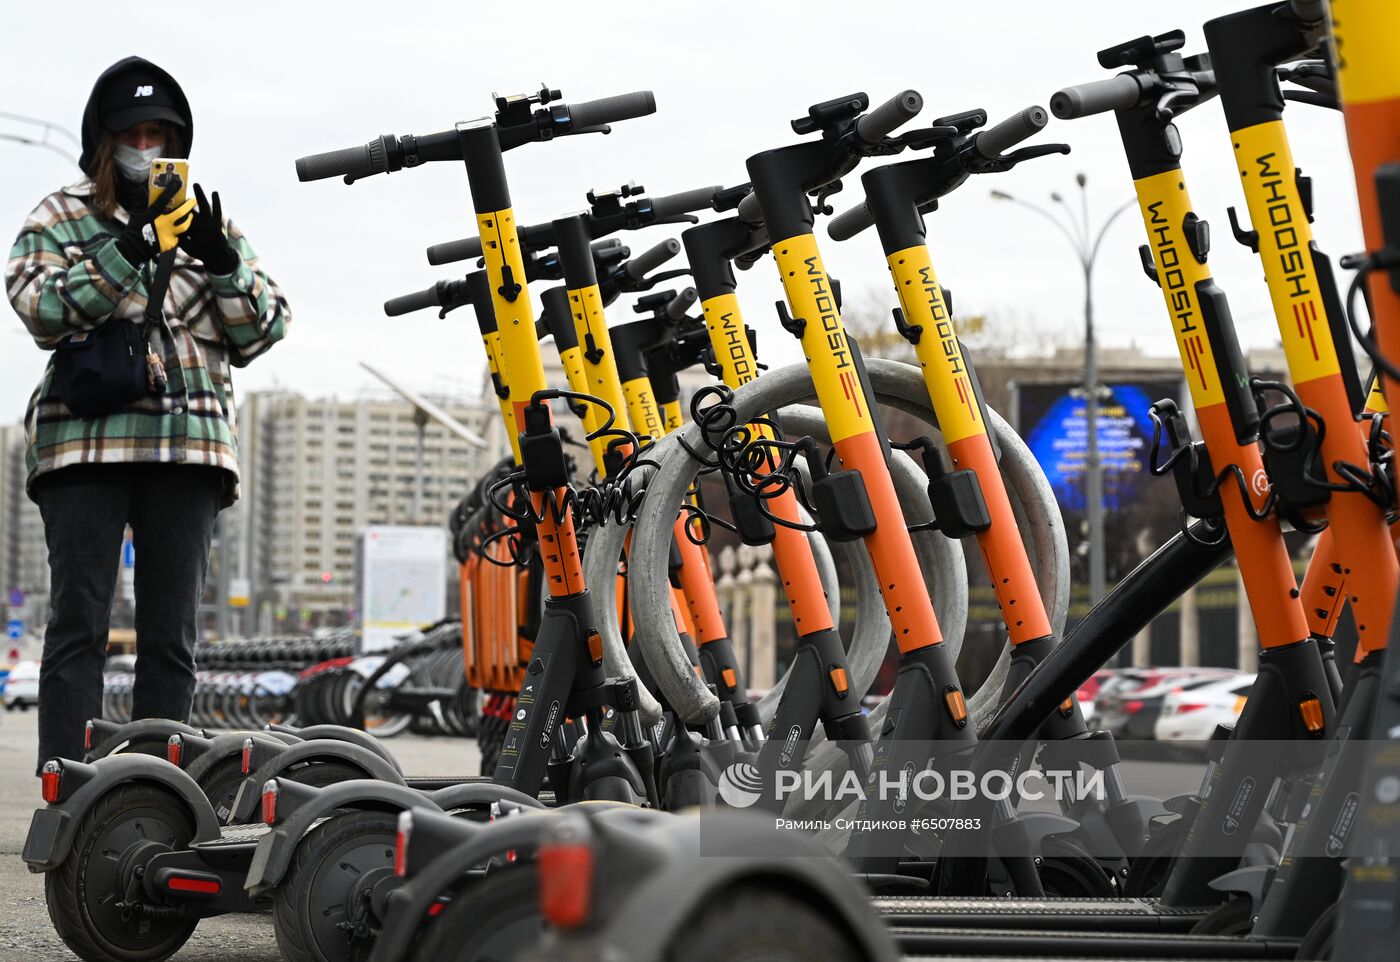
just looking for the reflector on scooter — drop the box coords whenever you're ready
[944,686,968,727]
[40,760,62,804]
[167,734,183,766]
[395,810,412,877]
[261,780,280,825]
[1299,693,1325,735]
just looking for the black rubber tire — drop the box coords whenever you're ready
[1190,895,1254,935]
[1037,836,1118,898]
[1124,818,1185,898]
[1295,902,1337,960]
[666,881,862,962]
[662,768,714,811]
[45,784,199,962]
[409,864,541,962]
[273,809,399,962]
[196,756,248,825]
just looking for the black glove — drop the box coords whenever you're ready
[114,183,179,266]
[178,184,240,274]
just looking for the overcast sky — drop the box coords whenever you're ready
[0,0,1363,426]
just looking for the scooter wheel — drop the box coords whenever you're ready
[273,809,399,962]
[409,863,541,962]
[1037,836,1118,898]
[45,784,199,962]
[662,768,715,810]
[667,880,861,962]
[1295,902,1336,960]
[195,757,247,825]
[1123,818,1184,898]
[1190,896,1254,935]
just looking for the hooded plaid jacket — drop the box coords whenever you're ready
[6,181,290,505]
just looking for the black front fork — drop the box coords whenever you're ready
[696,634,765,744]
[750,626,872,813]
[1160,636,1335,906]
[849,641,977,875]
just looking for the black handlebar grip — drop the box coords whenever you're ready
[827,202,875,242]
[625,238,681,280]
[427,236,483,266]
[1290,0,1325,22]
[651,185,722,220]
[975,105,1050,160]
[568,91,657,131]
[666,287,698,321]
[737,192,764,225]
[857,89,924,144]
[1050,74,1143,120]
[384,285,441,317]
[295,138,389,183]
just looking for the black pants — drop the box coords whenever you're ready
[34,464,223,772]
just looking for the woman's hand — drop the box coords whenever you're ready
[179,184,240,274]
[114,184,196,264]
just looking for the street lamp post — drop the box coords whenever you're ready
[991,175,1134,606]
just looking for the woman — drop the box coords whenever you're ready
[6,57,291,770]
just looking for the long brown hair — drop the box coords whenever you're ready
[85,124,186,219]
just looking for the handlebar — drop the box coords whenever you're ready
[295,136,394,183]
[827,201,873,242]
[856,89,924,143]
[568,90,657,130]
[1050,73,1144,119]
[974,105,1049,159]
[384,280,455,317]
[427,236,482,266]
[736,192,763,225]
[625,238,681,280]
[666,287,697,322]
[651,185,722,220]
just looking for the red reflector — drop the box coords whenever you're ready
[427,902,445,917]
[40,760,62,804]
[241,738,254,775]
[1123,700,1145,715]
[394,811,412,877]
[166,735,183,766]
[538,843,593,930]
[84,721,94,752]
[167,876,220,895]
[260,781,279,825]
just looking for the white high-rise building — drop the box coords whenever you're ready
[0,423,49,645]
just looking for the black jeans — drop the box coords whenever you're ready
[34,464,223,772]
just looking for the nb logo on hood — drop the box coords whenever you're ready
[134,85,154,97]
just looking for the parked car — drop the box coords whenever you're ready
[2,659,40,710]
[1156,673,1255,743]
[1094,668,1240,741]
[1076,669,1115,723]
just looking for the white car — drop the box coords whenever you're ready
[2,659,40,710]
[1155,673,1255,743]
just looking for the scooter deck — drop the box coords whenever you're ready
[875,896,1208,932]
[891,927,1299,958]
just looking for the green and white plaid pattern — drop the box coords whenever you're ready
[6,181,290,504]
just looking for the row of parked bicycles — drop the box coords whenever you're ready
[24,2,1400,961]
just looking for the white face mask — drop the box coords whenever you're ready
[113,143,164,184]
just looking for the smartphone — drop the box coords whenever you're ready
[148,158,189,210]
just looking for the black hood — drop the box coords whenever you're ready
[79,56,193,176]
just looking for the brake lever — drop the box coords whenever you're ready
[893,124,961,152]
[571,124,613,137]
[655,213,700,226]
[967,142,1070,175]
[633,267,692,291]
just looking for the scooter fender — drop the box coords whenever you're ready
[528,809,900,962]
[267,723,401,771]
[1208,863,1276,916]
[229,739,405,825]
[23,755,221,873]
[245,778,438,896]
[184,731,288,784]
[84,717,203,762]
[427,782,544,813]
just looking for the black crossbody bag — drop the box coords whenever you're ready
[54,249,175,418]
